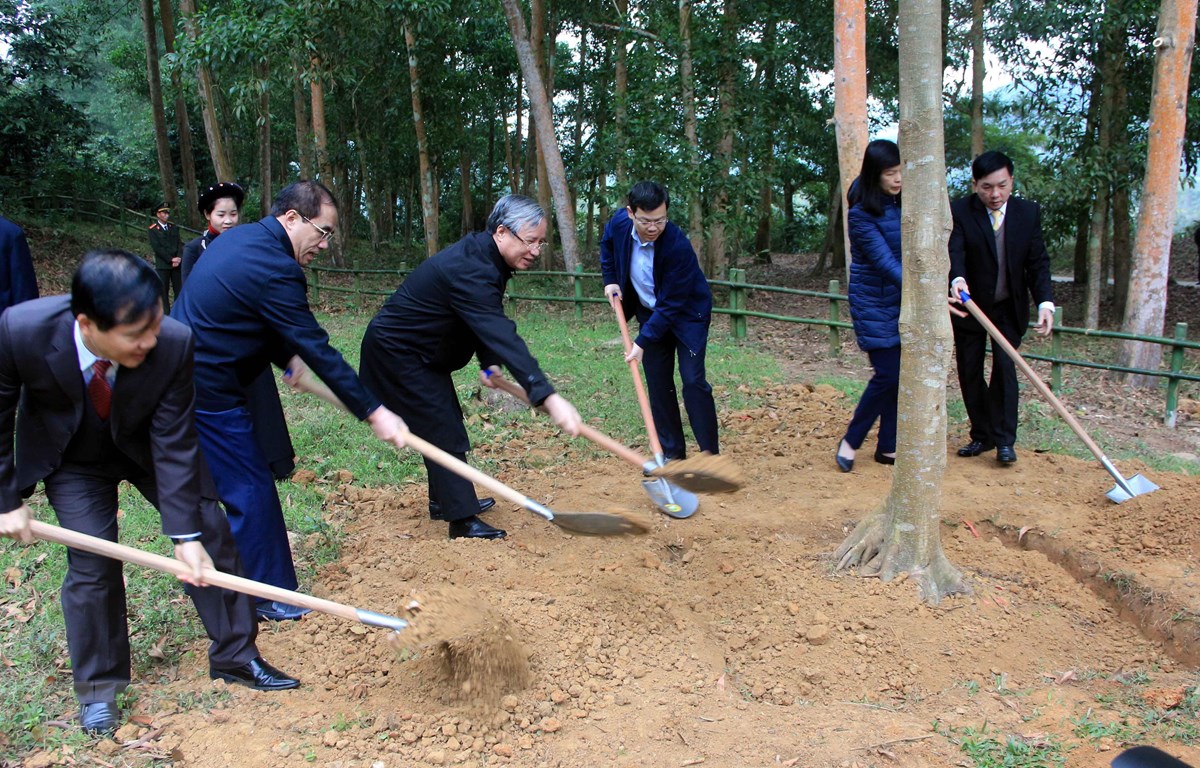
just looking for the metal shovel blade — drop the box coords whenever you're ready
[642,478,698,518]
[1105,473,1160,504]
[549,511,650,536]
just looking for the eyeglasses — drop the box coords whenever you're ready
[633,215,668,228]
[508,229,548,253]
[302,215,336,243]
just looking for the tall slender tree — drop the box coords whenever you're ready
[833,0,868,280]
[141,0,176,209]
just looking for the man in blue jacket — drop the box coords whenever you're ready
[172,181,407,621]
[600,181,719,461]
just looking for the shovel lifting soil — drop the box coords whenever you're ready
[958,290,1159,503]
[608,295,745,512]
[483,369,715,516]
[288,369,648,537]
[28,520,410,632]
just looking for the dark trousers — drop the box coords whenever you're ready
[842,345,900,453]
[157,267,181,313]
[44,464,258,704]
[637,317,719,460]
[359,337,480,522]
[194,407,299,594]
[954,301,1023,447]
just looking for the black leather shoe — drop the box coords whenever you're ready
[996,445,1018,464]
[448,515,507,540]
[957,440,995,457]
[256,601,312,621]
[80,701,119,735]
[429,497,495,518]
[874,450,896,465]
[835,453,854,472]
[210,656,300,691]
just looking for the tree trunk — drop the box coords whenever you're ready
[293,57,314,179]
[460,149,473,236]
[813,177,841,275]
[833,0,868,283]
[679,0,705,256]
[1118,0,1197,384]
[704,0,738,278]
[499,0,581,271]
[1073,72,1102,285]
[513,69,523,194]
[835,0,968,605]
[310,57,333,185]
[969,0,985,159]
[1085,2,1124,329]
[254,61,271,217]
[1111,8,1133,321]
[613,0,629,188]
[753,16,778,264]
[157,0,197,226]
[403,22,439,257]
[141,0,176,209]
[584,173,598,256]
[530,0,554,267]
[486,110,496,209]
[179,0,232,183]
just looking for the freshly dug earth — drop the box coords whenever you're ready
[25,385,1200,768]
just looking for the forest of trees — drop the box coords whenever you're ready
[2,0,1199,288]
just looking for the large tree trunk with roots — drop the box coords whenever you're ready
[835,0,968,605]
[1117,0,1196,384]
[499,0,581,272]
[833,0,867,283]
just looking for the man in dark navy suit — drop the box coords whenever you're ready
[600,181,719,461]
[172,181,407,621]
[949,151,1055,465]
[0,251,297,737]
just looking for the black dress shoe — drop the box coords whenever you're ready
[957,440,995,457]
[210,656,300,691]
[429,497,496,518]
[835,440,854,472]
[256,600,312,621]
[996,445,1018,464]
[448,515,507,540]
[874,449,896,465]
[80,701,119,735]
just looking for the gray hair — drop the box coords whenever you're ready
[486,194,545,235]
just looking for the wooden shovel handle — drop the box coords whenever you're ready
[608,294,665,460]
[485,370,650,470]
[958,292,1109,463]
[289,368,542,514]
[29,520,372,626]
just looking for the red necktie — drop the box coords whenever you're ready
[89,360,112,420]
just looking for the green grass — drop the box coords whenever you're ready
[936,721,1071,767]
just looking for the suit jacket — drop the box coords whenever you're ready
[171,216,379,420]
[948,194,1053,333]
[0,217,38,314]
[148,222,181,269]
[600,208,712,353]
[0,296,202,536]
[365,231,555,406]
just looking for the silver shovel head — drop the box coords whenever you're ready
[642,478,698,518]
[1106,474,1159,504]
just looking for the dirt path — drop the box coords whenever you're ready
[22,385,1199,768]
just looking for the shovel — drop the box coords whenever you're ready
[286,368,648,536]
[482,369,703,516]
[28,520,410,631]
[957,290,1158,503]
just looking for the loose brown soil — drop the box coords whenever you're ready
[20,382,1199,768]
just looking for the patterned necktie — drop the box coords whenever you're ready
[990,209,1003,231]
[89,360,112,420]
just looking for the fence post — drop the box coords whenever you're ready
[828,279,841,356]
[728,268,746,339]
[1164,322,1187,428]
[573,264,584,321]
[1051,307,1064,391]
[352,268,360,299]
[312,266,321,302]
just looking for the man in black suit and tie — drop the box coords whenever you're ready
[949,151,1055,464]
[0,250,298,737]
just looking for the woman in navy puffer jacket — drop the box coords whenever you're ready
[836,139,903,472]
